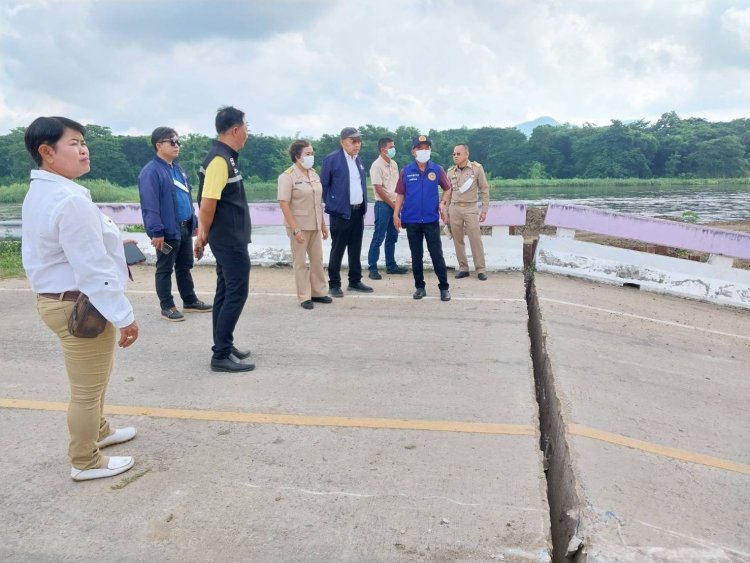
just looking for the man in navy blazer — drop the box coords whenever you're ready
[320,127,374,297]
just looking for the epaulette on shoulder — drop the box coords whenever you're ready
[472,161,483,168]
[447,164,457,172]
[283,166,294,174]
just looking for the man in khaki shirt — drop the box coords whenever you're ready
[367,137,408,279]
[447,144,490,280]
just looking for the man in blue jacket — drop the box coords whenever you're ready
[320,127,373,297]
[393,135,452,302]
[138,127,212,321]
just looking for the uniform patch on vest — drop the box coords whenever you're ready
[427,172,437,181]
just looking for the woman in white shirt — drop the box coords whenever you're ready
[22,116,140,481]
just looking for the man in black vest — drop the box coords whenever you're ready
[194,106,254,373]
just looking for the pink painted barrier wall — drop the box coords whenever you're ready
[98,202,527,228]
[545,202,750,259]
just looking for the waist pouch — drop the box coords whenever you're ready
[68,293,107,338]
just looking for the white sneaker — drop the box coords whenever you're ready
[96,427,137,449]
[71,456,134,481]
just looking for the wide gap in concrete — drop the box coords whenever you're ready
[526,273,584,562]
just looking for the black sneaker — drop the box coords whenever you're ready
[211,356,255,372]
[413,288,427,300]
[311,296,333,304]
[183,300,212,312]
[330,287,344,298]
[455,271,469,279]
[347,281,373,292]
[440,289,451,302]
[161,307,185,322]
[231,346,251,360]
[368,270,382,280]
[386,266,408,274]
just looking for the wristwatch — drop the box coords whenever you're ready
[292,228,301,235]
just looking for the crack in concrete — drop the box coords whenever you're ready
[526,272,586,562]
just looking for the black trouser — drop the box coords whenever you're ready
[210,245,250,360]
[405,221,449,291]
[155,221,198,310]
[328,209,364,288]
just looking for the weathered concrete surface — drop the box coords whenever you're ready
[532,273,750,561]
[0,266,549,562]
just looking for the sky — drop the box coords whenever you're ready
[1,0,749,138]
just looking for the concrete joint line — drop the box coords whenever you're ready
[540,297,750,341]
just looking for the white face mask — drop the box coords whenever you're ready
[386,147,396,159]
[301,155,314,169]
[415,149,431,163]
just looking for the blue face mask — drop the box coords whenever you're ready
[386,147,396,159]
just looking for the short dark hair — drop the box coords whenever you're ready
[215,106,245,134]
[288,139,311,163]
[24,116,85,166]
[150,127,177,150]
[378,137,394,151]
[456,143,470,153]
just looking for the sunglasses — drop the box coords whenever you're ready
[159,139,181,147]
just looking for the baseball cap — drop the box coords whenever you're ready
[411,134,432,148]
[340,127,362,140]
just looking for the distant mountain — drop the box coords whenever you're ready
[515,116,560,137]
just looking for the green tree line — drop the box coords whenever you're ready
[0,111,748,189]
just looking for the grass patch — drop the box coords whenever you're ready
[0,240,23,279]
[110,468,151,490]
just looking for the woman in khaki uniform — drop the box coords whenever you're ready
[278,140,331,309]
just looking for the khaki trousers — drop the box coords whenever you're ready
[288,228,327,302]
[449,203,486,273]
[37,296,116,470]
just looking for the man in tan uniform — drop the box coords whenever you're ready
[447,144,490,280]
[367,137,408,279]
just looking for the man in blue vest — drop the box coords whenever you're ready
[194,107,254,373]
[320,127,373,298]
[393,135,452,302]
[138,127,212,322]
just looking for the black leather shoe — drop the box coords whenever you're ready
[455,271,469,279]
[386,266,408,274]
[330,287,344,298]
[347,281,374,292]
[440,289,451,301]
[477,272,488,281]
[311,295,333,304]
[211,356,255,372]
[413,288,427,300]
[231,346,251,360]
[301,300,314,310]
[368,270,382,280]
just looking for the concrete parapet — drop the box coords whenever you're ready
[102,202,527,271]
[535,202,750,309]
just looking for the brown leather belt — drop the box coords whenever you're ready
[38,291,81,302]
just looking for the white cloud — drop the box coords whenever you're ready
[0,0,747,137]
[722,7,750,49]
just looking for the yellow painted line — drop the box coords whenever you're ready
[569,424,750,476]
[0,398,535,437]
[4,398,747,475]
